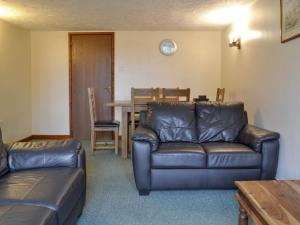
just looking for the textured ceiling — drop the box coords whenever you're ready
[0,0,254,31]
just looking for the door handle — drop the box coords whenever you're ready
[104,86,111,93]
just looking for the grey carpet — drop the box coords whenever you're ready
[77,141,254,225]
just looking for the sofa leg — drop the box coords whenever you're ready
[139,190,150,196]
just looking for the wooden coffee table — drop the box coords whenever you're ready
[235,180,300,225]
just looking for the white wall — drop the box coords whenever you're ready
[0,20,31,142]
[115,31,221,100]
[221,0,300,179]
[31,31,221,134]
[31,32,69,134]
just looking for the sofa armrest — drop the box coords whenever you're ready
[132,126,159,151]
[132,141,152,195]
[238,125,280,152]
[77,145,86,170]
[238,125,280,179]
[8,139,85,171]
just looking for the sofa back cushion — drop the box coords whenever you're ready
[196,102,246,143]
[147,102,196,142]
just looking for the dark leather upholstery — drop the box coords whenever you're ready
[147,102,197,142]
[62,194,85,225]
[152,143,206,169]
[8,140,81,171]
[0,168,84,225]
[0,129,2,150]
[151,169,261,189]
[196,102,246,142]
[202,142,261,168]
[238,124,280,152]
[0,147,8,177]
[0,128,3,159]
[261,140,279,179]
[0,205,57,225]
[139,110,148,126]
[0,137,86,225]
[77,146,86,204]
[0,129,8,176]
[132,141,151,195]
[132,102,280,195]
[94,120,119,127]
[132,126,159,151]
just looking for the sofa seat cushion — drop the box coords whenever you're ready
[0,168,84,225]
[0,204,57,225]
[202,143,261,169]
[152,143,206,169]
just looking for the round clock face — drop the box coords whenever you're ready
[159,39,177,56]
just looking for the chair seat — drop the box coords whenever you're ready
[152,143,206,169]
[202,142,261,169]
[94,120,119,128]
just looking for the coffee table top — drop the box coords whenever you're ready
[236,180,300,225]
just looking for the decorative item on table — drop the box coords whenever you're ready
[193,95,209,102]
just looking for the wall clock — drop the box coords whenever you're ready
[159,39,177,56]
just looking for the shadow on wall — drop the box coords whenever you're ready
[228,90,237,101]
[254,108,284,180]
[254,109,263,127]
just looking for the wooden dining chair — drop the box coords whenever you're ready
[216,88,225,102]
[88,88,119,154]
[130,88,158,135]
[161,88,190,102]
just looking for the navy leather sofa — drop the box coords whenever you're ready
[132,102,280,195]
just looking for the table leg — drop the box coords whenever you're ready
[238,204,248,225]
[121,107,128,158]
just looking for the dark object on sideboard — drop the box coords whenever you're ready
[193,95,209,102]
[0,132,86,225]
[132,102,279,195]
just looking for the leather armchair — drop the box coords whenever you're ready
[132,102,280,195]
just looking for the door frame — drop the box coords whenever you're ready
[68,32,115,137]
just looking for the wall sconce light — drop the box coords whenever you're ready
[229,36,241,49]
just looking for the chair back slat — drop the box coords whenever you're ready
[88,87,119,155]
[131,88,158,134]
[88,88,97,127]
[161,88,190,102]
[216,88,225,102]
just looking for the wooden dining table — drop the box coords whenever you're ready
[106,100,148,158]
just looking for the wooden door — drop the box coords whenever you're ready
[70,33,114,140]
